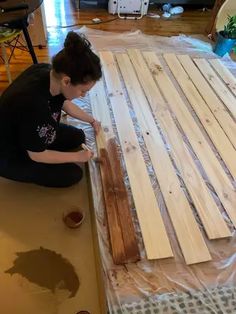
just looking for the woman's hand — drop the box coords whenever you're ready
[90,119,101,135]
[28,149,94,164]
[76,150,94,163]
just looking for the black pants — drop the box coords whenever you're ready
[0,124,86,188]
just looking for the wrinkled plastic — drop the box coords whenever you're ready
[67,28,236,313]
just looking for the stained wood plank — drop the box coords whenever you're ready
[116,52,211,264]
[209,59,236,98]
[90,81,140,264]
[100,51,173,260]
[99,147,127,264]
[164,53,236,180]
[126,49,231,240]
[141,50,236,228]
[194,58,236,119]
[106,138,140,263]
[178,55,236,150]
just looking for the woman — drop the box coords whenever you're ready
[0,31,102,187]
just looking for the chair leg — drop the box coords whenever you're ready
[1,43,12,84]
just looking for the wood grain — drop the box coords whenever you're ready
[99,147,127,264]
[107,138,140,263]
[142,51,236,228]
[100,51,173,260]
[89,80,114,146]
[209,59,236,98]
[178,55,236,150]
[194,58,236,119]
[90,81,140,264]
[117,52,211,265]
[0,1,211,91]
[126,49,231,241]
[164,53,236,180]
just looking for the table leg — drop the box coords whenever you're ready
[206,0,227,38]
[22,20,38,64]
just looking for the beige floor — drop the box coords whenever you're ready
[0,171,102,314]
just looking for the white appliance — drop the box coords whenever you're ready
[108,0,149,19]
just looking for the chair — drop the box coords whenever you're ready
[0,27,22,83]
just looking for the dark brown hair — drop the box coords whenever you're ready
[52,31,102,85]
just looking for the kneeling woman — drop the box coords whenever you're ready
[0,31,101,187]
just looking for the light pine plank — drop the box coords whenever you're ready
[164,53,236,180]
[209,59,236,98]
[100,51,173,260]
[127,49,231,240]
[194,58,236,119]
[90,81,140,264]
[89,80,114,148]
[141,51,236,228]
[116,52,211,264]
[178,55,236,150]
[157,104,231,240]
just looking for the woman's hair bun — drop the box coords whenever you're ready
[52,31,102,84]
[64,31,91,56]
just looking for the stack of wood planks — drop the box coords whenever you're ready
[89,50,236,265]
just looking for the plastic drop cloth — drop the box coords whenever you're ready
[64,28,236,314]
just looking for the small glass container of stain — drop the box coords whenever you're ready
[63,206,85,229]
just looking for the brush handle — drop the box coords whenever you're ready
[81,143,90,151]
[81,143,101,163]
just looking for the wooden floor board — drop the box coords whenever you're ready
[0,2,212,91]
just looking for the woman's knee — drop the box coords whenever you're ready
[34,164,83,188]
[60,164,83,187]
[64,165,83,186]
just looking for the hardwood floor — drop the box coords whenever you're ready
[0,1,212,91]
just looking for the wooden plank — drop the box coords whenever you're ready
[106,138,140,263]
[141,50,236,228]
[127,49,231,240]
[157,104,231,240]
[178,55,236,150]
[209,59,236,98]
[116,52,211,264]
[100,51,173,260]
[90,81,140,264]
[89,80,114,147]
[99,147,127,264]
[194,58,236,119]
[164,53,236,180]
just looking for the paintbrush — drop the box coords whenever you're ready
[81,143,101,163]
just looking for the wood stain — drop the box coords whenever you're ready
[63,210,84,229]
